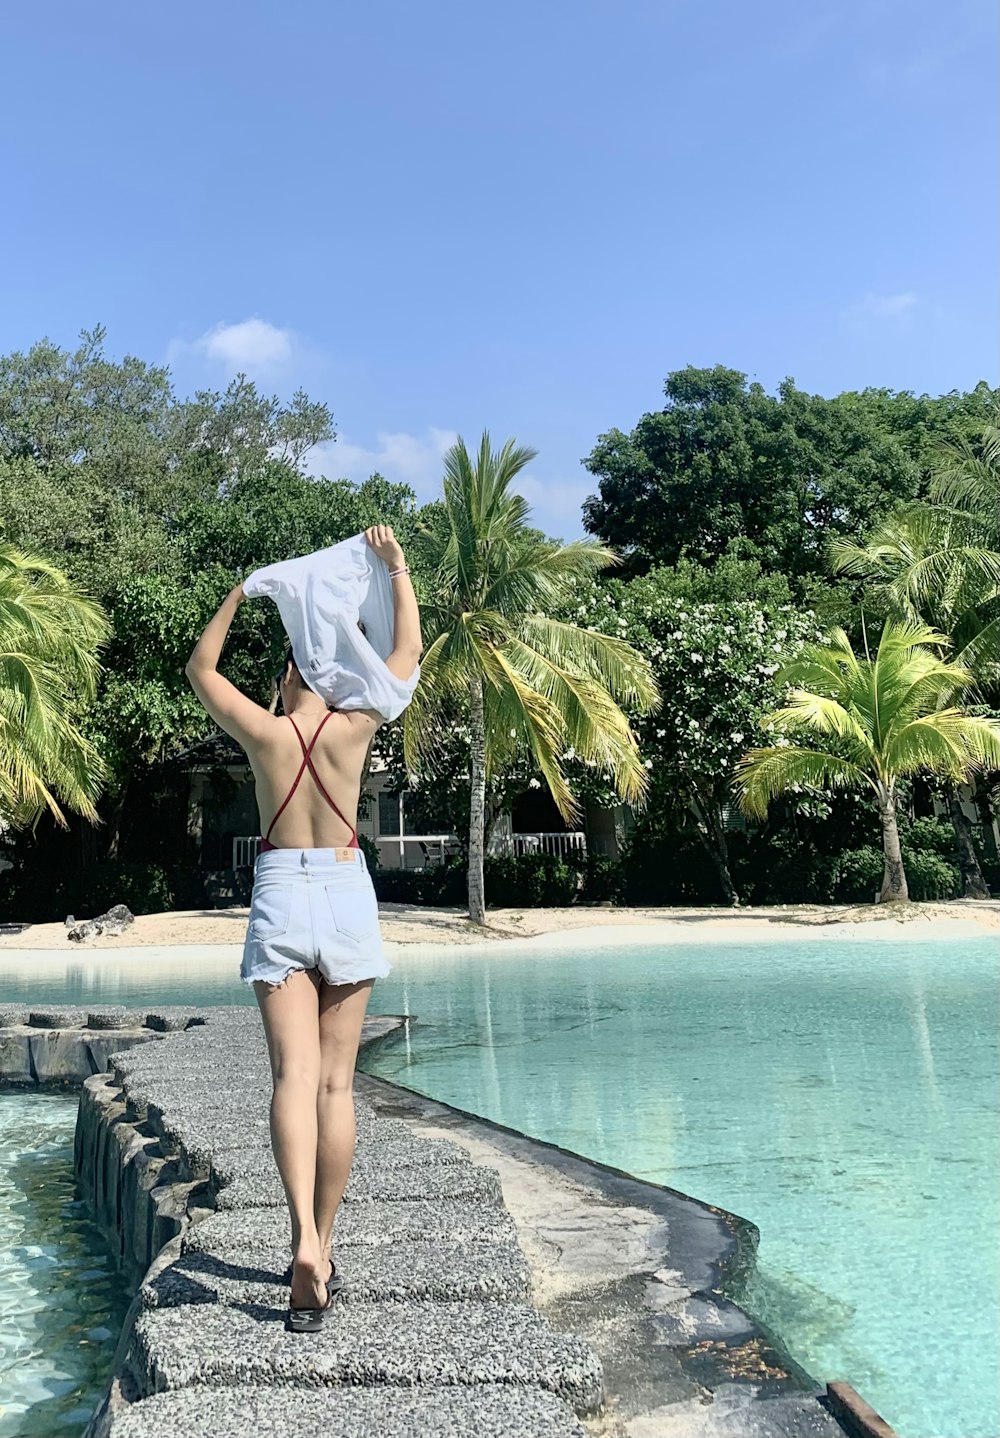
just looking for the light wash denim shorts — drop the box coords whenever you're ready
[240,847,391,991]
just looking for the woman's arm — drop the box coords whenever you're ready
[184,583,274,746]
[365,525,422,679]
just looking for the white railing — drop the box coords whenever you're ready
[505,831,586,858]
[233,836,262,869]
[234,829,587,871]
[375,834,461,870]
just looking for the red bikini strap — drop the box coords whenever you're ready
[263,712,358,846]
[261,713,324,843]
[296,712,359,845]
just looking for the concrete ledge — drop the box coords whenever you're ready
[105,1382,589,1438]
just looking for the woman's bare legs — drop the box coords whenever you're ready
[253,970,329,1309]
[314,978,375,1266]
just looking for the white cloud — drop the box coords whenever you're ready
[510,471,596,533]
[169,318,296,378]
[841,292,918,326]
[306,427,459,499]
[304,436,592,536]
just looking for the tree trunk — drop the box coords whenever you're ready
[878,788,909,902]
[105,774,131,860]
[467,675,487,924]
[972,777,999,868]
[945,782,991,899]
[689,792,740,906]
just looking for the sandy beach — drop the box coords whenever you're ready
[2,897,997,951]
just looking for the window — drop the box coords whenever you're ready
[378,791,401,835]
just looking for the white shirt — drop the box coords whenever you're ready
[242,534,420,721]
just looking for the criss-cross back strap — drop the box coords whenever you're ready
[263,711,358,847]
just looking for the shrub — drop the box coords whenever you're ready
[357,833,381,872]
[902,816,956,859]
[0,861,176,923]
[485,851,581,907]
[832,842,960,903]
[620,834,721,905]
[371,868,426,904]
[833,847,884,904]
[903,850,961,901]
[580,852,625,904]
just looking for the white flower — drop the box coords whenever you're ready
[690,653,703,664]
[730,732,744,744]
[655,728,666,738]
[528,778,541,789]
[643,758,653,769]
[510,729,517,738]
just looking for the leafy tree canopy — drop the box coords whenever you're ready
[582,366,997,586]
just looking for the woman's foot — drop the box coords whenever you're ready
[289,1247,332,1310]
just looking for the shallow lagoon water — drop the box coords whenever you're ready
[0,1091,131,1438]
[362,935,999,1438]
[1,931,997,1438]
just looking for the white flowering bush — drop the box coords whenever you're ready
[566,570,821,901]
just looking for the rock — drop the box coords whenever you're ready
[67,904,136,942]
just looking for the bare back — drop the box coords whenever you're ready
[244,711,375,850]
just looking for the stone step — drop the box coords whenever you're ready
[107,1381,589,1438]
[141,1238,532,1307]
[215,1157,503,1209]
[183,1198,518,1255]
[209,1135,470,1186]
[127,1299,604,1415]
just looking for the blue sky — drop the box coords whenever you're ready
[4,0,996,540]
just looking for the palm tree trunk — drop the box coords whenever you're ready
[945,782,991,899]
[467,675,487,924]
[878,788,909,903]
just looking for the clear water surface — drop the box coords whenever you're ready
[0,1090,131,1437]
[1,933,997,1438]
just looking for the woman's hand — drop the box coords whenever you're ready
[364,524,405,571]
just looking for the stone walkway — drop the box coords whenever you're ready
[1,1003,888,1437]
[77,1008,602,1437]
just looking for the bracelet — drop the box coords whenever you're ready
[388,565,410,578]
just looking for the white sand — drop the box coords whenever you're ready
[1,897,996,954]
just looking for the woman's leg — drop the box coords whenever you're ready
[253,970,328,1309]
[314,978,375,1265]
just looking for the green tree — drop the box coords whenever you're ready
[0,544,109,828]
[0,327,336,601]
[406,433,659,923]
[830,407,1000,895]
[570,571,818,903]
[582,366,997,586]
[734,622,1000,902]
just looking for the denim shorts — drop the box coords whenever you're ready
[240,847,391,991]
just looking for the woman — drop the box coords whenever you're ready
[185,524,421,1331]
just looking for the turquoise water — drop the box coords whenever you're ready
[2,935,997,1438]
[0,1090,131,1437]
[358,937,999,1438]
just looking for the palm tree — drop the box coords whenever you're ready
[733,621,1000,903]
[0,543,109,828]
[830,408,1000,895]
[405,433,660,924]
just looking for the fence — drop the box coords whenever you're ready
[233,829,587,872]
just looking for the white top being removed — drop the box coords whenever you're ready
[243,533,420,721]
